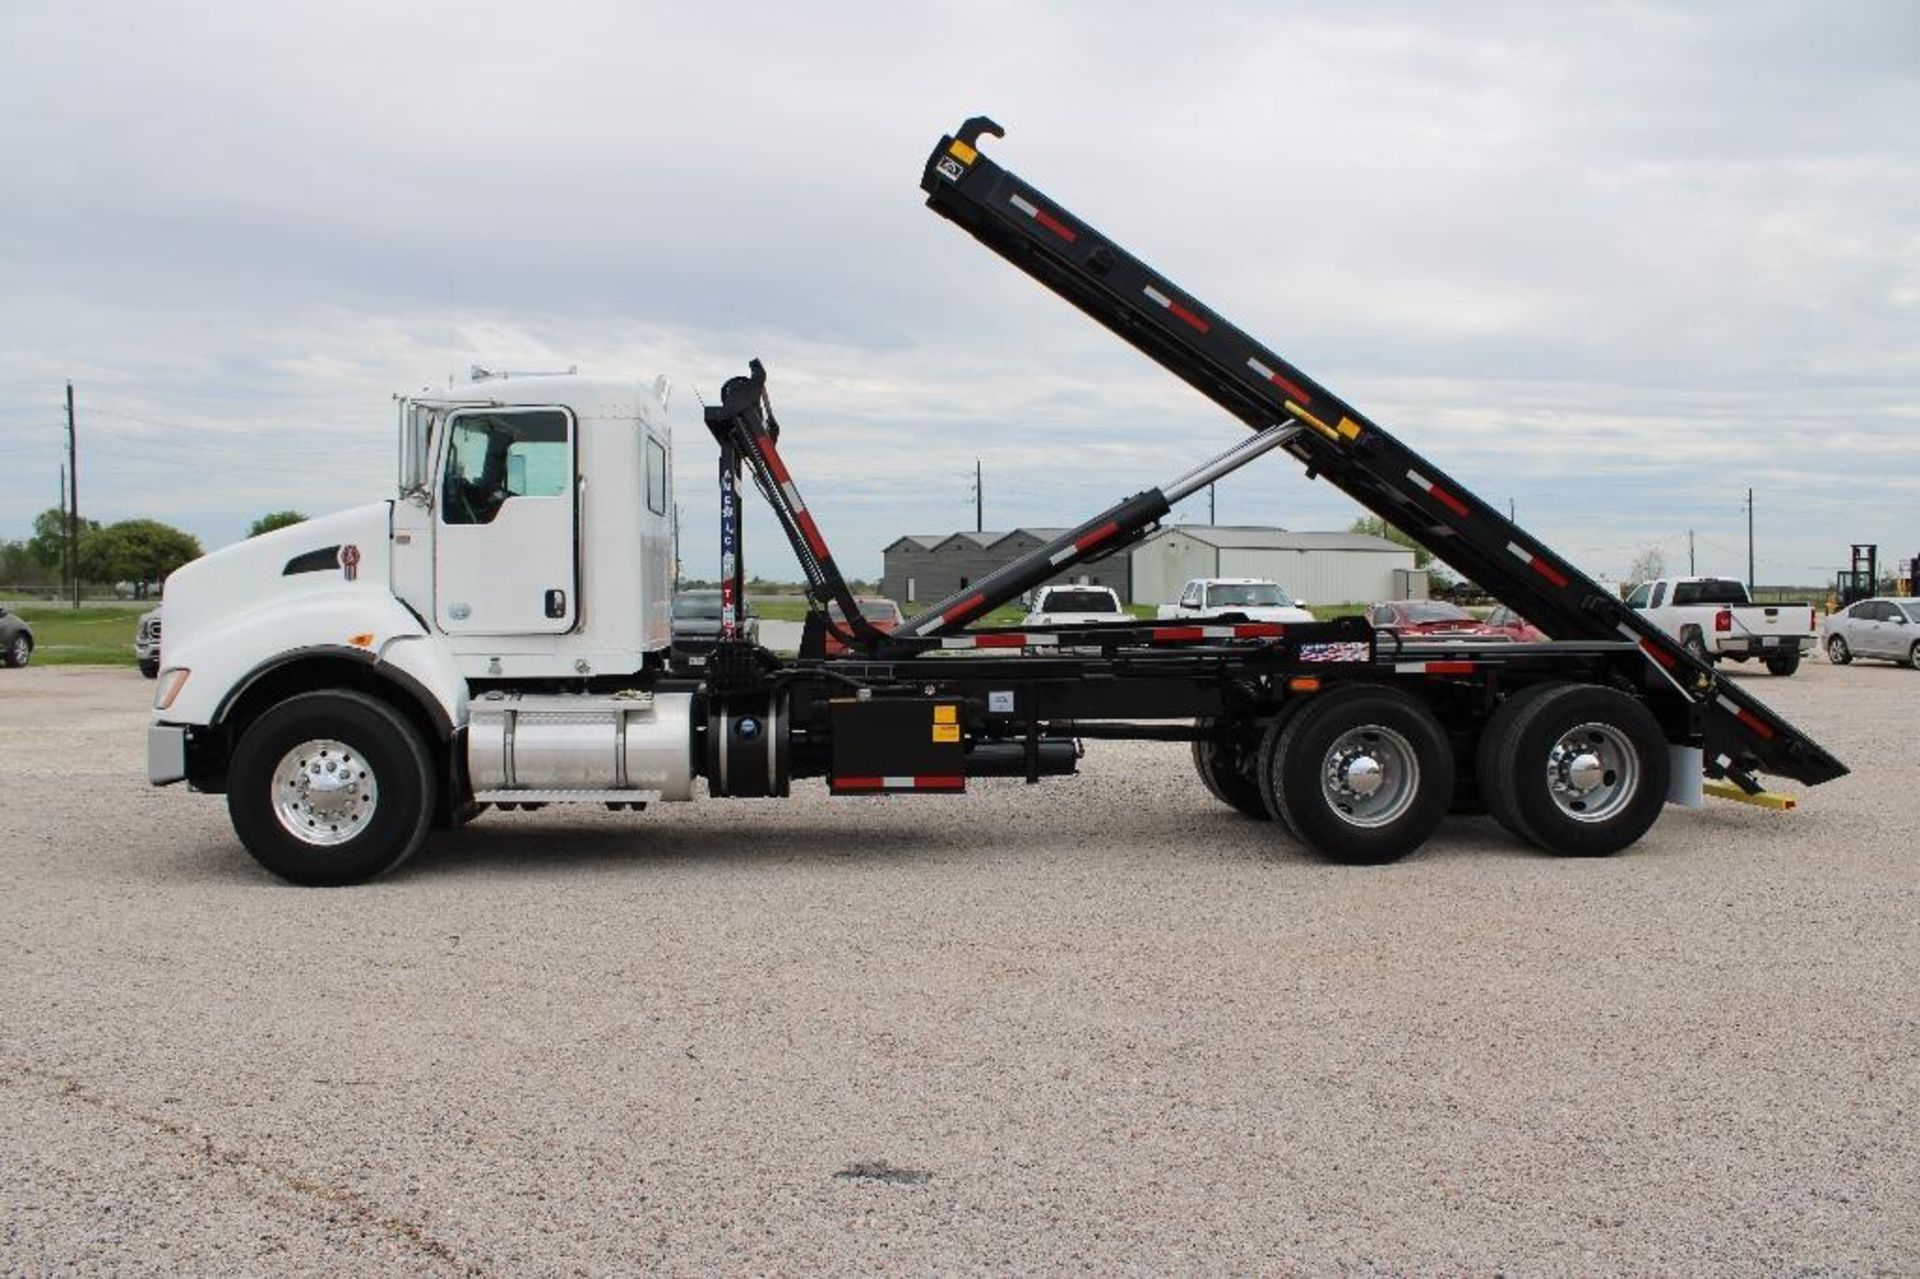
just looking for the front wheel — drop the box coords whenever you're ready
[226,691,438,886]
[1764,650,1801,677]
[1477,684,1669,858]
[139,657,160,679]
[3,634,30,667]
[1826,635,1851,665]
[1257,685,1453,865]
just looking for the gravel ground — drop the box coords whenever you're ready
[2,660,1915,1275]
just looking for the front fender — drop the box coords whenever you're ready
[158,589,462,730]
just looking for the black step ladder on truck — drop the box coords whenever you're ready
[919,116,1844,795]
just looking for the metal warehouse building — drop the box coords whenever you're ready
[881,524,1418,609]
[1129,525,1420,607]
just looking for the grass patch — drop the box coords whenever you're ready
[14,606,144,667]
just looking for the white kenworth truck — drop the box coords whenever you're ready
[149,118,1845,885]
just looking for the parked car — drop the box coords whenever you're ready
[1625,576,1816,675]
[135,606,163,678]
[1024,584,1127,628]
[1157,577,1314,624]
[1482,604,1548,643]
[1822,597,1920,668]
[1365,599,1505,640]
[669,589,759,666]
[823,596,904,656]
[0,605,32,668]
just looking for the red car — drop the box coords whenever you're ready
[823,597,904,656]
[1482,605,1548,643]
[1365,599,1506,640]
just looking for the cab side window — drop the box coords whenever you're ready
[441,410,570,525]
[1624,583,1652,609]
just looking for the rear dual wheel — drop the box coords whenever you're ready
[1476,683,1668,857]
[1256,686,1453,865]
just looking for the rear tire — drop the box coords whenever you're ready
[1909,641,1920,672]
[1826,635,1851,665]
[1256,685,1453,865]
[4,634,29,668]
[1681,629,1713,666]
[226,691,438,886]
[1764,650,1801,676]
[1479,684,1668,857]
[1191,717,1271,820]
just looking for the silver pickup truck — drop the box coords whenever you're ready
[1626,576,1816,675]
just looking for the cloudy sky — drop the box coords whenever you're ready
[1,1,1914,587]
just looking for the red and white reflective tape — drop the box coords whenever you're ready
[1617,624,1691,694]
[1506,541,1570,588]
[1406,467,1469,518]
[1718,694,1776,740]
[1141,284,1210,333]
[1395,659,1476,674]
[1245,355,1313,406]
[1048,520,1120,566]
[934,623,1282,651]
[832,775,966,793]
[1008,193,1077,242]
[940,633,1042,650]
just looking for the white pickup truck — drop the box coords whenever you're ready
[1625,576,1817,675]
[1158,577,1315,625]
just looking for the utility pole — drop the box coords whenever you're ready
[974,458,983,533]
[1208,482,1216,524]
[1743,489,1755,592]
[1508,498,1515,523]
[1688,529,1695,575]
[66,382,79,609]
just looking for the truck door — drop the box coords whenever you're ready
[434,407,578,635]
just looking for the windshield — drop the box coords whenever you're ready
[672,592,722,621]
[1400,601,1473,623]
[1208,583,1289,607]
[1039,589,1121,613]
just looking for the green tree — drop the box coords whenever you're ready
[27,506,99,570]
[248,510,308,537]
[78,519,203,590]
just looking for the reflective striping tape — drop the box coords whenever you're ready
[1407,468,1469,518]
[1010,192,1076,242]
[1395,660,1475,674]
[1247,356,1314,407]
[1047,544,1077,566]
[758,442,791,485]
[1639,638,1677,668]
[1233,623,1286,638]
[941,593,986,624]
[1143,284,1172,307]
[779,480,802,509]
[969,634,1026,649]
[796,510,829,559]
[1009,193,1039,218]
[833,775,966,793]
[1152,626,1206,642]
[1506,541,1569,588]
[1074,520,1120,552]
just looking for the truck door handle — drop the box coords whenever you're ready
[545,589,567,618]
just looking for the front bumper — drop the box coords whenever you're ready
[148,724,187,785]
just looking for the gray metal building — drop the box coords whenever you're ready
[880,529,1130,608]
[880,524,1415,609]
[1130,525,1420,607]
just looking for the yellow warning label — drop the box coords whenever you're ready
[1337,416,1363,440]
[948,140,978,165]
[932,723,961,743]
[933,705,958,725]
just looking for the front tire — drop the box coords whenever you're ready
[4,634,30,668]
[226,691,438,886]
[1909,641,1920,672]
[1257,685,1453,865]
[1478,684,1668,858]
[139,657,160,679]
[1826,635,1851,665]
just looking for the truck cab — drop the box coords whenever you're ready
[148,372,682,882]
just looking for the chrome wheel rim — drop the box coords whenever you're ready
[272,738,378,846]
[1319,724,1419,828]
[8,637,25,663]
[1546,721,1638,823]
[1828,638,1847,662]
